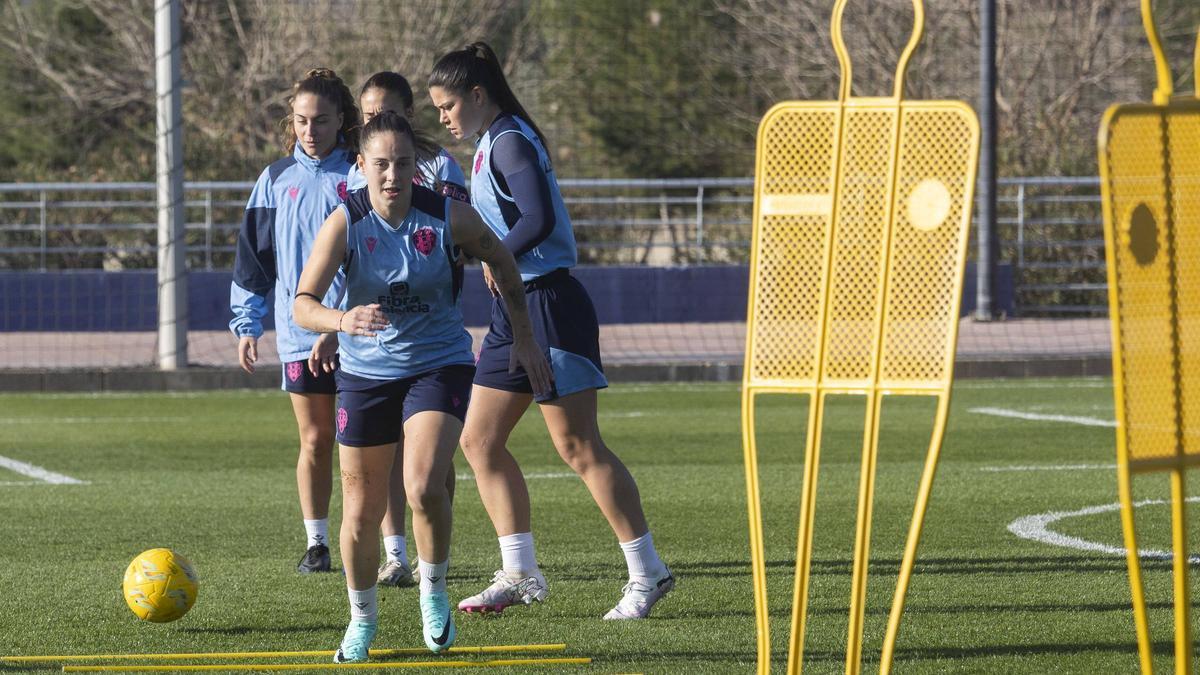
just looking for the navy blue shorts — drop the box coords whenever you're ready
[335,364,475,447]
[474,268,607,403]
[281,357,338,395]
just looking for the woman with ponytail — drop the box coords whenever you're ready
[293,111,551,660]
[350,71,469,203]
[230,68,358,575]
[428,42,674,621]
[345,72,470,590]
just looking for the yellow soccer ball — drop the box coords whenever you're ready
[122,548,199,623]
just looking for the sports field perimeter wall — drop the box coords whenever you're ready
[0,264,1012,331]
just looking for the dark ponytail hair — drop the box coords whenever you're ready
[358,71,439,167]
[360,71,415,112]
[428,41,548,153]
[281,68,360,155]
[359,110,438,173]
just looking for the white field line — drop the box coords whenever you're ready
[604,384,740,394]
[7,391,277,400]
[954,379,1110,390]
[0,416,187,424]
[969,407,1116,428]
[0,455,88,485]
[981,463,1117,473]
[456,471,576,482]
[1009,497,1200,564]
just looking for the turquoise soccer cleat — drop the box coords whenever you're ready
[333,618,377,663]
[420,591,456,653]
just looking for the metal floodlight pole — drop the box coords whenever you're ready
[156,0,187,369]
[975,0,998,320]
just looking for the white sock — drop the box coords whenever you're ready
[619,532,666,583]
[304,519,329,549]
[347,585,378,623]
[418,558,449,594]
[498,532,538,575]
[384,535,408,566]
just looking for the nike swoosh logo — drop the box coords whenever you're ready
[432,609,452,645]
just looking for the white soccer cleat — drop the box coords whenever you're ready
[603,568,675,620]
[377,559,416,588]
[457,569,549,614]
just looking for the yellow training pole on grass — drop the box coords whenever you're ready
[741,0,979,673]
[61,657,592,672]
[1099,3,1200,674]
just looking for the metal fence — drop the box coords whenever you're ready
[0,176,1106,314]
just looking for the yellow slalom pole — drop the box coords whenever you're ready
[1140,0,1175,105]
[742,386,771,675]
[787,390,829,674]
[4,644,567,663]
[62,657,593,672]
[1169,467,1192,675]
[879,393,950,675]
[844,390,884,675]
[1118,462,1154,675]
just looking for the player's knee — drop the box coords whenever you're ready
[298,428,334,456]
[404,474,447,513]
[459,428,498,463]
[341,507,383,542]
[554,435,600,471]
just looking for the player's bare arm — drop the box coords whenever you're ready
[293,208,388,337]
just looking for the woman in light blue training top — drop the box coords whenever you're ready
[293,111,551,661]
[350,71,468,590]
[230,68,357,576]
[349,71,469,202]
[428,42,674,621]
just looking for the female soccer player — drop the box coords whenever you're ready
[230,68,357,575]
[293,111,551,661]
[428,42,674,620]
[350,71,469,202]
[351,71,469,589]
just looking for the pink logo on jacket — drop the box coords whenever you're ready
[412,228,436,255]
[287,186,299,200]
[336,181,348,201]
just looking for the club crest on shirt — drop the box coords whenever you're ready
[412,228,436,256]
[287,186,299,200]
[286,362,302,382]
[365,236,378,253]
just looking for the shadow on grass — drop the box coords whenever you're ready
[695,640,1172,665]
[0,664,59,672]
[183,623,341,635]
[550,554,1170,578]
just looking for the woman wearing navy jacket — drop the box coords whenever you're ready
[428,43,674,621]
[230,68,357,575]
[293,111,551,661]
